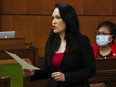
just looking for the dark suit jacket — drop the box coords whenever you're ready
[30,35,96,87]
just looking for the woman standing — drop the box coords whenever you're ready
[23,3,96,87]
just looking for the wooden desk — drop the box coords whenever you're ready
[96,58,116,71]
[0,37,38,66]
[23,58,116,87]
[0,48,38,66]
[0,76,10,87]
[0,37,39,87]
[0,37,26,50]
[89,58,116,87]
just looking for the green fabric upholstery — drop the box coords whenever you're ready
[0,63,24,87]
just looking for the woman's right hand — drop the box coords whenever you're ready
[22,68,35,77]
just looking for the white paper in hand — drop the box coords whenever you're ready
[5,51,40,70]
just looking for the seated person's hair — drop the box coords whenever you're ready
[97,21,116,44]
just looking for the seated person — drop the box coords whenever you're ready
[92,21,116,59]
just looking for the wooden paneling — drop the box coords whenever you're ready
[112,0,116,15]
[1,15,116,56]
[0,0,116,15]
[0,16,14,30]
[0,15,51,57]
[79,16,116,44]
[0,0,27,14]
[1,0,116,87]
[0,0,116,57]
[0,0,56,14]
[84,0,113,15]
[56,0,84,15]
[79,16,98,44]
[111,82,116,87]
[27,0,56,14]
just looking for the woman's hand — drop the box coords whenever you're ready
[22,68,35,76]
[51,72,65,81]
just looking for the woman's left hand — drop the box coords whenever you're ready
[51,72,65,81]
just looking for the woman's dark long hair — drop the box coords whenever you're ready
[46,3,81,55]
[97,21,116,44]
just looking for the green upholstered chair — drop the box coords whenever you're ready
[0,63,24,87]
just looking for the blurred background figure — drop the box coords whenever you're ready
[92,21,116,59]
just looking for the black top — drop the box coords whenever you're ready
[97,49,112,58]
[30,35,96,87]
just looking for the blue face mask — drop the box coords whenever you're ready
[96,35,111,46]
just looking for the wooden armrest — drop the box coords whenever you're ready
[90,83,106,87]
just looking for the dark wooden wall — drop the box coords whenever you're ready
[1,0,116,57]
